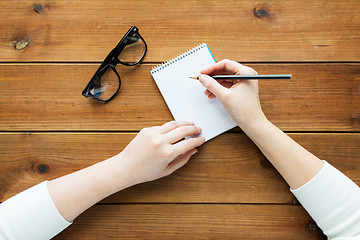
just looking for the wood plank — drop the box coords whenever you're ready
[53,204,326,239]
[0,0,359,62]
[1,132,359,204]
[0,63,359,131]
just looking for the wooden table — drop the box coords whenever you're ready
[1,1,359,239]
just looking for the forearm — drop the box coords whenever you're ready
[199,60,360,238]
[241,118,323,190]
[48,154,134,222]
[0,122,203,240]
[48,121,203,223]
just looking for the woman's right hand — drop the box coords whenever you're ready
[199,59,267,129]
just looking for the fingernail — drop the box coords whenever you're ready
[191,149,198,156]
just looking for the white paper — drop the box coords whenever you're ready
[150,43,237,141]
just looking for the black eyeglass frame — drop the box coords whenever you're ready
[82,25,147,102]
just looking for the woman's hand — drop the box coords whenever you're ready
[199,59,267,130]
[200,59,324,192]
[118,121,205,185]
[48,121,204,222]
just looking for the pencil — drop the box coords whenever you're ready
[189,74,291,80]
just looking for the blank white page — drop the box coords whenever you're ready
[150,43,237,142]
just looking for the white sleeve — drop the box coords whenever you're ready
[291,161,360,240]
[0,181,72,240]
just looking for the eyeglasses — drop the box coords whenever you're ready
[82,26,147,102]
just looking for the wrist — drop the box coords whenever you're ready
[47,154,137,222]
[238,114,271,137]
[103,154,139,192]
[236,111,268,130]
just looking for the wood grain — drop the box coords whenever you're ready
[0,1,358,239]
[53,204,326,239]
[1,132,358,204]
[0,0,359,62]
[0,63,359,131]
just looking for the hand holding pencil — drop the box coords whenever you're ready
[196,59,268,129]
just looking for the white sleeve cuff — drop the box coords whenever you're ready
[291,161,360,239]
[0,181,72,240]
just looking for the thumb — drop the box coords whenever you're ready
[198,74,227,99]
[199,74,228,99]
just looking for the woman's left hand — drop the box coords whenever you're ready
[118,121,205,185]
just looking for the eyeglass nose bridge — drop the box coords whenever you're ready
[108,62,117,69]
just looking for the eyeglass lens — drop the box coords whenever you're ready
[118,33,146,64]
[86,31,146,101]
[89,67,119,101]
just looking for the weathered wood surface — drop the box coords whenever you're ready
[1,1,359,62]
[53,204,325,240]
[0,63,359,131]
[1,132,358,204]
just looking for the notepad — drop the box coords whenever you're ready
[150,43,237,142]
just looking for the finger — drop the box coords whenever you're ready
[173,136,205,156]
[200,59,243,75]
[237,66,258,76]
[208,94,216,99]
[221,81,234,89]
[204,80,235,98]
[159,121,194,134]
[198,75,228,99]
[204,89,211,96]
[164,125,202,143]
[165,149,197,175]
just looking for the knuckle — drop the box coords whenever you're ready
[191,137,205,147]
[221,90,231,102]
[223,59,235,67]
[244,66,257,75]
[222,59,229,68]
[222,59,231,64]
[180,126,191,135]
[206,79,215,90]
[192,126,200,135]
[141,126,160,136]
[150,137,163,148]
[195,136,204,144]
[170,120,178,127]
[161,148,175,159]
[187,137,201,147]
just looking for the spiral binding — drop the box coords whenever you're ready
[151,43,206,74]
